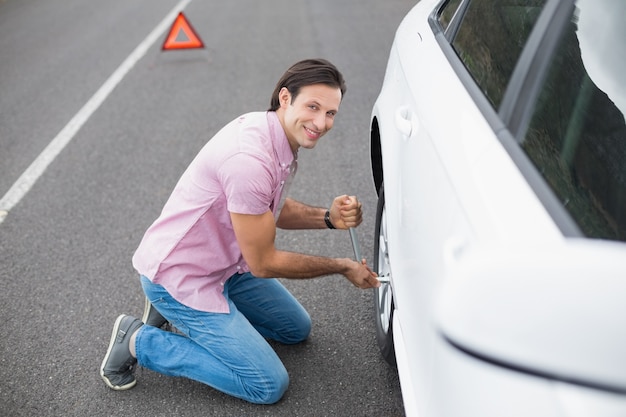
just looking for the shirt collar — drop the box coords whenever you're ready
[266,111,297,169]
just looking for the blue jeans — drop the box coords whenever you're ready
[136,273,311,404]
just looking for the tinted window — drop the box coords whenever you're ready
[450,0,546,108]
[522,0,626,241]
[438,0,463,32]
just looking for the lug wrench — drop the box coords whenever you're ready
[349,227,389,284]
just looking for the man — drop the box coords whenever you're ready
[100,59,379,404]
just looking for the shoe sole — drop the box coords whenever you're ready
[100,314,137,390]
[141,297,151,324]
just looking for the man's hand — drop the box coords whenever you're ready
[344,258,380,289]
[329,195,362,229]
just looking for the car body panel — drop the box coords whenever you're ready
[370,0,626,415]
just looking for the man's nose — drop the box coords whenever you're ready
[314,113,327,130]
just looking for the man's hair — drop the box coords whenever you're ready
[268,59,346,111]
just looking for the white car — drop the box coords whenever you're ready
[369,0,626,416]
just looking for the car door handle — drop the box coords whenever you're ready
[395,106,413,137]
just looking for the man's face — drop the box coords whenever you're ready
[277,84,342,152]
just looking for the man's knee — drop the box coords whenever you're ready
[248,366,289,404]
[282,313,311,345]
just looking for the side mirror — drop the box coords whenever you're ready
[436,239,626,392]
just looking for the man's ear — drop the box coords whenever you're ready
[279,87,291,108]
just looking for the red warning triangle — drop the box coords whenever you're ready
[161,12,205,50]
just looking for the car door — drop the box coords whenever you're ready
[376,0,482,409]
[382,0,566,414]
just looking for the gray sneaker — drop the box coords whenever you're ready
[141,297,167,328]
[100,314,143,390]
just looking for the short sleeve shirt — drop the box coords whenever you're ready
[132,112,296,313]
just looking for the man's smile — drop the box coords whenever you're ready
[304,126,321,139]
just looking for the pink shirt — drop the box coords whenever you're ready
[132,111,296,313]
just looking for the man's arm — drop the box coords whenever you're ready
[230,210,379,288]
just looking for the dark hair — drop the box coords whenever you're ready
[268,59,346,111]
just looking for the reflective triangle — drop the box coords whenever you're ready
[161,12,205,50]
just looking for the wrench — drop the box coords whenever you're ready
[349,227,389,284]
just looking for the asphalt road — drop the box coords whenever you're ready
[0,0,416,415]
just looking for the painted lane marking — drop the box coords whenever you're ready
[0,0,192,224]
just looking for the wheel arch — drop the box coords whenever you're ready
[370,116,384,197]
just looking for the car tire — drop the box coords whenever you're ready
[373,184,396,366]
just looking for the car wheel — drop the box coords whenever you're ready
[373,184,396,366]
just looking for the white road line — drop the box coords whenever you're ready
[0,0,192,225]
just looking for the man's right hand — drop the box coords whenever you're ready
[344,259,380,289]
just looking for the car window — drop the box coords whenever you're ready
[522,0,626,242]
[448,0,546,108]
[438,0,463,32]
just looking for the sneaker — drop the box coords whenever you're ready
[141,297,167,328]
[100,314,143,390]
